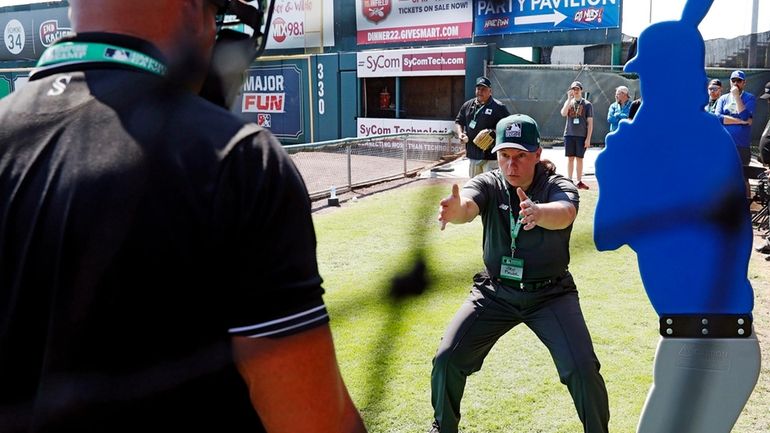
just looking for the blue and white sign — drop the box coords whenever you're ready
[239,65,303,139]
[475,0,620,36]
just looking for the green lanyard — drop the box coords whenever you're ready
[471,102,487,122]
[36,42,167,76]
[500,172,523,255]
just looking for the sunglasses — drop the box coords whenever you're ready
[708,86,720,91]
[730,78,744,83]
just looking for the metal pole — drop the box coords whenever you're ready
[347,142,352,191]
[749,0,759,67]
[648,0,652,24]
[403,135,408,176]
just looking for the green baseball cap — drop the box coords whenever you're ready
[492,114,541,153]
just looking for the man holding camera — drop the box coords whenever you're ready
[560,81,593,190]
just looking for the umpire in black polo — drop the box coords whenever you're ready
[429,114,609,433]
[454,76,511,178]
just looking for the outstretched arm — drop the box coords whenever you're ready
[233,325,367,433]
[438,184,480,230]
[517,187,576,230]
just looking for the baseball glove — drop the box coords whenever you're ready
[473,128,495,151]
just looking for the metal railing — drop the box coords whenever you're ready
[285,133,462,199]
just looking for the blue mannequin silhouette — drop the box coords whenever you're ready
[594,1,760,431]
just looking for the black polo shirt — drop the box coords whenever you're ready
[0,33,327,432]
[455,97,511,160]
[463,164,579,281]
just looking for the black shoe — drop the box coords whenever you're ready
[756,241,770,254]
[428,421,440,433]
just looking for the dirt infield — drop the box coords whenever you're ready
[310,176,455,214]
[291,150,435,198]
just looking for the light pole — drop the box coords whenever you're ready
[749,0,758,67]
[649,0,653,24]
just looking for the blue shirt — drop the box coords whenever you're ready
[607,100,632,132]
[714,91,756,148]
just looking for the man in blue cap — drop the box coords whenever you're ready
[714,70,756,167]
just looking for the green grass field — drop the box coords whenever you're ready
[313,182,770,433]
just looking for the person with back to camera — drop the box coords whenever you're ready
[455,76,511,178]
[628,97,642,120]
[705,78,722,114]
[428,114,609,433]
[607,85,632,132]
[760,81,770,167]
[0,1,366,432]
[754,81,770,259]
[560,81,593,190]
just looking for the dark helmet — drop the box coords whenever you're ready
[200,0,276,108]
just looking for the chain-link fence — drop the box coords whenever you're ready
[487,64,770,152]
[285,133,462,199]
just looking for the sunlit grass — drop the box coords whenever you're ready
[313,182,770,433]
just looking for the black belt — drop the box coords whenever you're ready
[494,276,556,292]
[659,314,752,338]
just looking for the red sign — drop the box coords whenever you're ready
[257,114,272,128]
[362,0,391,24]
[272,17,287,43]
[39,19,72,47]
[242,93,286,113]
[357,47,466,77]
[574,8,604,24]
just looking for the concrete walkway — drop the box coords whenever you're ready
[421,145,602,186]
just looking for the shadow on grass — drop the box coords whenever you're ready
[358,185,441,420]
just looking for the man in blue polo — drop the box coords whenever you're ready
[714,70,755,166]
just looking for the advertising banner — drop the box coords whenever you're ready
[475,0,620,36]
[357,117,455,137]
[0,0,64,6]
[239,65,304,139]
[1,6,70,62]
[265,0,335,49]
[357,46,466,77]
[356,0,472,45]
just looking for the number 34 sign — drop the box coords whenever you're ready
[1,7,72,61]
[4,19,25,56]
